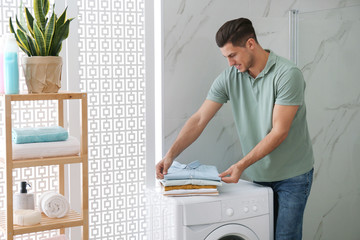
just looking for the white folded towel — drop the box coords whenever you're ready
[0,136,80,160]
[38,191,70,218]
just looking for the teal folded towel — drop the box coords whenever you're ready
[12,126,69,144]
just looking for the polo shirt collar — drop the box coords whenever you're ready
[241,49,276,79]
[256,49,276,78]
[172,160,201,169]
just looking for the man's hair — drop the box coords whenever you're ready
[216,18,258,48]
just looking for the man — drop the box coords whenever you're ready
[156,18,314,240]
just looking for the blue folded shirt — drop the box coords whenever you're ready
[164,160,221,181]
[12,126,69,144]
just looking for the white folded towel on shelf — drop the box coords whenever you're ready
[0,136,80,160]
[38,191,70,218]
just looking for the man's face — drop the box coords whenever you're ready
[220,42,253,72]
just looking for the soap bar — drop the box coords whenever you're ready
[14,209,41,226]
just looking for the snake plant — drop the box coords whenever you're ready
[9,0,74,56]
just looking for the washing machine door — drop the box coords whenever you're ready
[205,224,259,240]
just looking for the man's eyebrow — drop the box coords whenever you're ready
[225,53,235,58]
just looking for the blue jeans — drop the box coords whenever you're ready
[255,169,313,240]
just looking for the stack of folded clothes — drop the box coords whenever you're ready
[159,160,222,196]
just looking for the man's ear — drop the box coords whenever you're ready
[246,38,256,49]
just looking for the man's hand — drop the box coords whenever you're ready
[156,157,173,179]
[219,163,244,183]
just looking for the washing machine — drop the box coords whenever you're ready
[146,179,274,240]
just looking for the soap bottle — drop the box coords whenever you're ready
[3,33,19,94]
[0,35,4,93]
[13,181,35,210]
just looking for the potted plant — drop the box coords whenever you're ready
[9,0,73,93]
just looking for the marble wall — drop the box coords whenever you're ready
[298,5,360,239]
[162,0,360,239]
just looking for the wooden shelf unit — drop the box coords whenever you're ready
[0,92,89,240]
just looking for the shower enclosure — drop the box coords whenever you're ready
[291,5,360,240]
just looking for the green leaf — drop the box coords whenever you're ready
[56,7,67,28]
[25,7,35,38]
[34,0,46,30]
[50,18,73,56]
[27,35,38,56]
[9,18,23,49]
[43,0,50,16]
[55,44,62,56]
[45,11,56,55]
[33,21,46,56]
[16,29,31,53]
[16,15,27,33]
[9,17,15,33]
[9,17,31,56]
[19,45,31,57]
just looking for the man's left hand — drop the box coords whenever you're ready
[219,163,244,183]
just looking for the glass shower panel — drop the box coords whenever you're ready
[298,5,360,240]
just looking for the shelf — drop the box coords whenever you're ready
[0,92,89,239]
[0,210,84,236]
[0,92,86,101]
[0,155,83,169]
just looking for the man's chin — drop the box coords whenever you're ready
[235,66,244,72]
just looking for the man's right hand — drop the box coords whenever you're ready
[156,157,173,179]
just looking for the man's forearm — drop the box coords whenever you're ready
[236,105,298,172]
[236,126,289,171]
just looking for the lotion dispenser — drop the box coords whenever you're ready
[13,181,35,210]
[0,35,5,93]
[3,33,19,94]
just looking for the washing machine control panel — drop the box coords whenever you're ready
[221,195,269,221]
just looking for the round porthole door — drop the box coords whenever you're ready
[205,224,259,240]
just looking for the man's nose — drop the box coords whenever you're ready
[227,58,235,66]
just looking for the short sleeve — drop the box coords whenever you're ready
[206,71,229,104]
[275,67,305,106]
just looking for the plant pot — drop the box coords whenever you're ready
[22,56,63,93]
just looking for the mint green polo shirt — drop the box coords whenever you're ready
[207,50,314,182]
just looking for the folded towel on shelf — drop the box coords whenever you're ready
[42,235,68,240]
[164,160,221,181]
[1,136,80,160]
[12,126,68,144]
[38,191,70,218]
